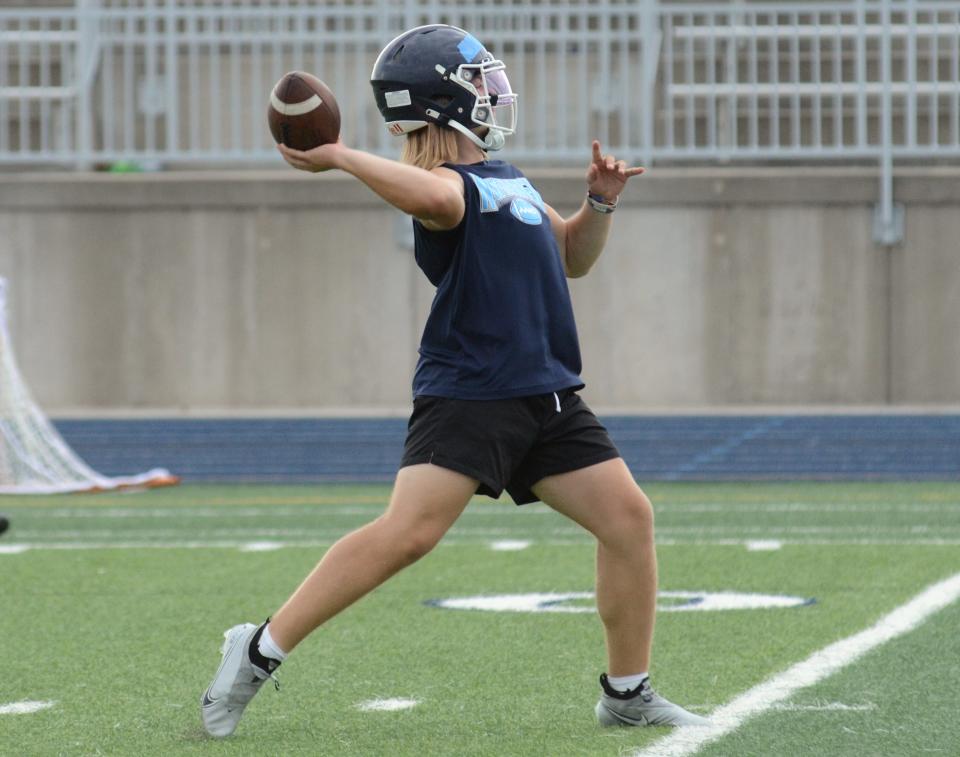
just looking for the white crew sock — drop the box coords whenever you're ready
[607,672,648,693]
[258,624,288,663]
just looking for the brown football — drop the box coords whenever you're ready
[267,71,341,150]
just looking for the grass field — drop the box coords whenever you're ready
[2,482,959,756]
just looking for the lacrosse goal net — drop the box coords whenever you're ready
[0,279,179,493]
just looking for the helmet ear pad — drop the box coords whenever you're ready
[420,93,462,127]
[369,74,475,133]
[417,65,485,130]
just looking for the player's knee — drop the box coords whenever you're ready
[602,489,654,549]
[393,523,444,565]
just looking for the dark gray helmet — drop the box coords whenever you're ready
[370,24,517,151]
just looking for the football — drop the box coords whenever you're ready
[267,71,341,151]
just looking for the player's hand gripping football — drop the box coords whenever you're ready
[277,140,346,173]
[586,140,645,203]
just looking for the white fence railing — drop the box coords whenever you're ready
[2,0,960,241]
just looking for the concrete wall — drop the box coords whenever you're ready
[0,166,957,413]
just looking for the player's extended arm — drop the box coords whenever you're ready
[546,141,645,278]
[277,141,464,230]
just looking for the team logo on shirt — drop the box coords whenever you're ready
[510,198,542,225]
[469,174,546,226]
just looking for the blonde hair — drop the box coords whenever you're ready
[400,124,461,170]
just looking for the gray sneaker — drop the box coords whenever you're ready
[200,622,279,737]
[595,674,711,727]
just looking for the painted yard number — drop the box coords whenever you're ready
[427,591,813,613]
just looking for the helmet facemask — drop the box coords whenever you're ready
[442,57,518,151]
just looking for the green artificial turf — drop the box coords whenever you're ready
[1,482,958,756]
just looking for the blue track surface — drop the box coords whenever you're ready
[53,415,960,483]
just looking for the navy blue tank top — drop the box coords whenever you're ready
[411,160,584,399]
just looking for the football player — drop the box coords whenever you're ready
[201,24,708,737]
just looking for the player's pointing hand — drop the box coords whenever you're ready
[586,140,644,203]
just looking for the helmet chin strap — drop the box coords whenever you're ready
[482,129,506,151]
[449,121,506,152]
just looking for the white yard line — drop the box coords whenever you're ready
[238,541,285,552]
[489,539,532,551]
[4,537,960,554]
[29,502,960,519]
[771,701,876,712]
[656,504,960,514]
[0,700,55,715]
[355,698,419,712]
[40,506,386,519]
[658,538,960,546]
[630,571,960,757]
[654,526,960,534]
[0,541,327,552]
[745,540,783,551]
[12,525,960,541]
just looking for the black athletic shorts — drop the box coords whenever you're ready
[400,389,621,505]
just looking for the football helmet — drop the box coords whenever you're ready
[370,24,517,151]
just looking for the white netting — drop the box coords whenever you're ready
[0,279,178,494]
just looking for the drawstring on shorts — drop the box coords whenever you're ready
[553,392,562,413]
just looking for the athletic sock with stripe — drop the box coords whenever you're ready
[606,672,649,694]
[248,621,286,675]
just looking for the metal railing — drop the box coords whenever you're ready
[2,0,959,240]
[658,0,960,242]
[0,0,663,168]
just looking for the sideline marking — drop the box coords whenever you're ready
[630,571,960,757]
[0,700,55,715]
[0,545,29,555]
[356,698,419,712]
[489,539,532,551]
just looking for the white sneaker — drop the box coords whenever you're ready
[595,674,711,727]
[200,622,279,737]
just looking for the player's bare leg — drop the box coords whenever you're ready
[201,463,477,737]
[268,464,477,650]
[532,458,656,673]
[533,458,709,726]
